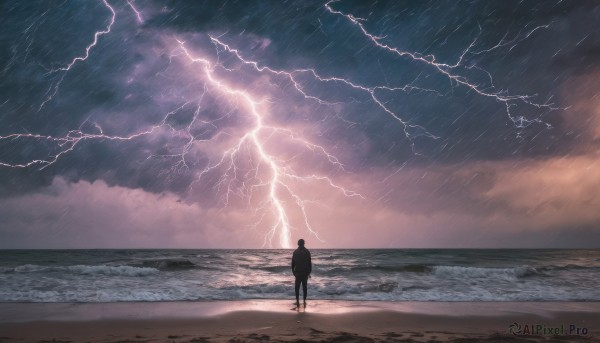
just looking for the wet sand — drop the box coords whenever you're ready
[1,301,599,342]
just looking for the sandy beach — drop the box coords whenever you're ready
[1,301,599,342]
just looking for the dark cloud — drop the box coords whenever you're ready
[0,0,599,247]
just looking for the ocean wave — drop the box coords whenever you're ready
[316,281,401,296]
[2,288,596,302]
[0,289,200,302]
[217,283,289,295]
[538,264,600,272]
[197,254,224,259]
[213,280,401,296]
[2,249,600,302]
[432,265,540,279]
[67,265,159,276]
[366,281,398,293]
[317,264,433,274]
[401,285,433,292]
[1,279,599,302]
[132,259,198,271]
[384,264,432,273]
[12,264,158,276]
[257,265,290,273]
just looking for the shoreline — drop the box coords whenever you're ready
[2,300,600,322]
[1,300,599,342]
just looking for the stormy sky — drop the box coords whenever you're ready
[1,0,599,248]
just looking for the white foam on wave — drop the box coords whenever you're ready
[2,258,599,302]
[0,289,196,302]
[1,280,599,302]
[13,264,47,273]
[12,264,158,276]
[432,265,538,280]
[67,265,159,276]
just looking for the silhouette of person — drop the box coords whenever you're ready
[291,238,312,306]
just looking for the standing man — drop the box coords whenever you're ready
[291,238,312,307]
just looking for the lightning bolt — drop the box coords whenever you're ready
[39,0,116,111]
[174,40,362,248]
[324,0,560,129]
[0,29,364,248]
[209,34,441,152]
[0,1,563,247]
[126,0,144,24]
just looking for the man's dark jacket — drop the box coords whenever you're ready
[291,247,312,277]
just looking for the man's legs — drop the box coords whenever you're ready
[301,275,308,303]
[294,276,301,305]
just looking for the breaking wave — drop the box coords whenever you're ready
[131,258,199,270]
[432,265,541,279]
[12,264,158,276]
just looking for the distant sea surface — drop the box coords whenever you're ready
[1,249,599,302]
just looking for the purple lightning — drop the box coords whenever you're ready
[39,0,116,110]
[0,1,564,248]
[126,0,144,24]
[173,40,363,247]
[0,22,364,248]
[209,34,441,152]
[324,0,560,129]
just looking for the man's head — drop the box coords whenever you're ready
[298,239,305,247]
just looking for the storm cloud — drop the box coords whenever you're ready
[1,0,599,248]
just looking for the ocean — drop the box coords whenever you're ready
[1,249,599,302]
